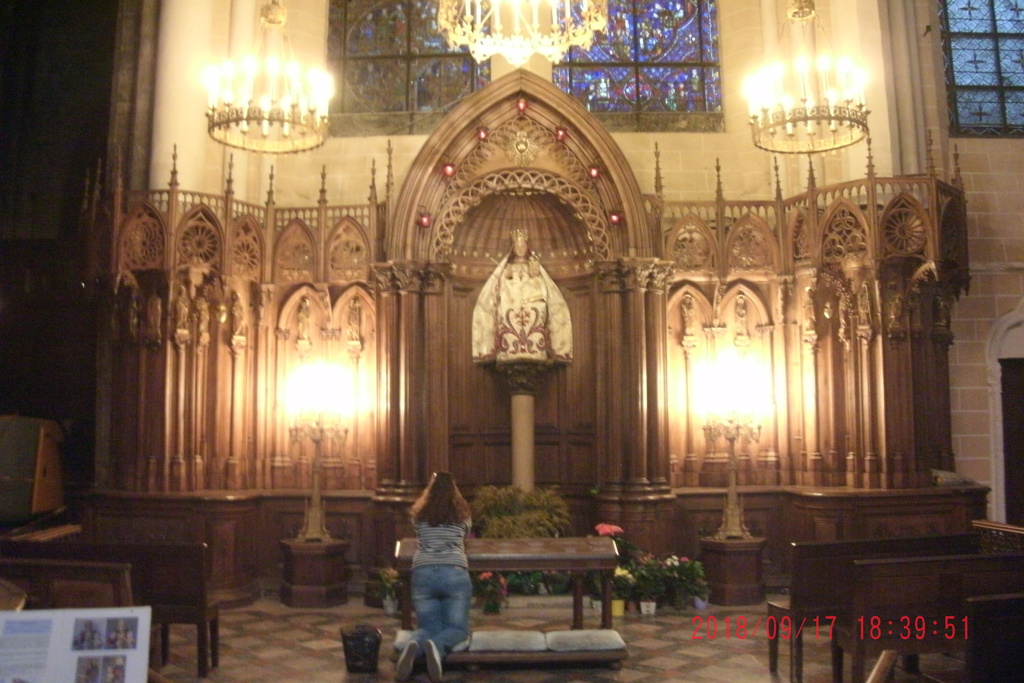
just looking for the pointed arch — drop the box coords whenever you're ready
[725,214,778,272]
[667,215,716,272]
[819,199,871,264]
[231,216,265,281]
[175,206,224,271]
[274,220,317,283]
[390,69,650,263]
[327,217,370,283]
[880,192,930,259]
[118,202,167,272]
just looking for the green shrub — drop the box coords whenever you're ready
[471,486,571,539]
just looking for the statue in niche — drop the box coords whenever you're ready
[231,291,246,337]
[175,284,190,332]
[297,296,311,342]
[472,229,572,364]
[146,294,162,344]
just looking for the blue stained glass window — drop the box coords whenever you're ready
[328,0,489,135]
[553,0,722,132]
[942,0,1024,135]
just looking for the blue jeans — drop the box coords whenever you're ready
[410,564,472,656]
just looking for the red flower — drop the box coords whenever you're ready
[594,523,624,537]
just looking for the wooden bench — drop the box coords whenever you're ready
[395,536,625,669]
[829,552,1024,683]
[767,533,980,683]
[963,592,1024,683]
[0,557,134,609]
[0,539,218,679]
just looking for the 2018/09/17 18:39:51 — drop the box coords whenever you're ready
[857,615,969,640]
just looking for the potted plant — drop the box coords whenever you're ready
[610,566,636,616]
[378,567,400,615]
[472,571,508,613]
[663,555,709,609]
[471,486,571,538]
[632,554,667,615]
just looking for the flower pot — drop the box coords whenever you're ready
[694,595,709,610]
[610,598,625,617]
[382,596,397,616]
[639,600,657,616]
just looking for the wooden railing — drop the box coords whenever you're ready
[973,519,1024,553]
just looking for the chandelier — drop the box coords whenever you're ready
[203,0,335,154]
[742,0,869,155]
[437,0,608,68]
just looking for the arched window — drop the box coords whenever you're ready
[328,0,490,136]
[327,0,720,135]
[941,0,1024,136]
[553,0,722,132]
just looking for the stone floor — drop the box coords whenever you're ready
[154,593,966,683]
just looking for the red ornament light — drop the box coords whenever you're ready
[516,97,527,112]
[476,126,489,141]
[588,165,601,179]
[442,162,456,177]
[418,211,431,228]
[609,212,623,225]
[555,126,568,141]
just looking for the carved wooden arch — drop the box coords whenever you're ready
[276,284,331,342]
[432,168,608,262]
[818,198,872,265]
[879,192,931,260]
[118,201,167,272]
[667,282,715,343]
[274,220,317,284]
[390,69,650,262]
[790,205,812,262]
[666,215,717,272]
[331,284,375,352]
[721,280,772,327]
[231,215,265,282]
[724,213,779,273]
[175,206,224,272]
[327,217,370,283]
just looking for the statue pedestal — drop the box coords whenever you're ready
[699,537,765,606]
[279,538,350,607]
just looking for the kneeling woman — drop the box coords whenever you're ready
[395,472,472,682]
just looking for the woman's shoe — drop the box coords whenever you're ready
[395,640,419,681]
[424,640,443,682]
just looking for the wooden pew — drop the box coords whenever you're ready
[829,553,1024,683]
[963,592,1024,683]
[0,557,134,609]
[767,533,980,683]
[0,539,218,679]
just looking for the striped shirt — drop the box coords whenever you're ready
[411,519,472,570]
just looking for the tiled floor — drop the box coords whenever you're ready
[155,593,966,683]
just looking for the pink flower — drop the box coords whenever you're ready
[479,572,493,581]
[594,523,624,537]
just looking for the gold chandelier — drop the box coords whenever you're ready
[203,0,335,154]
[742,0,869,155]
[437,0,608,68]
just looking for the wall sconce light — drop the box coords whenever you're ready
[417,209,432,228]
[516,97,528,113]
[476,126,489,141]
[588,165,601,179]
[441,162,456,177]
[555,126,568,142]
[609,211,623,225]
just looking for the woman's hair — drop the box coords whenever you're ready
[411,472,471,526]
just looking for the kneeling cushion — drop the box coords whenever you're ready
[393,629,471,653]
[467,630,547,652]
[545,629,627,651]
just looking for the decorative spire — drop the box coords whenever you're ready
[925,130,936,177]
[715,158,723,202]
[773,157,782,202]
[319,165,327,205]
[866,137,876,179]
[266,165,276,206]
[226,154,234,196]
[806,156,817,192]
[386,139,394,205]
[654,142,663,197]
[953,144,963,190]
[169,144,179,189]
[369,158,378,205]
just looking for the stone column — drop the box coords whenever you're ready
[495,362,553,492]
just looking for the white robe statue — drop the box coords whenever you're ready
[472,231,572,364]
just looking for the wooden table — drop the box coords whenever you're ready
[394,536,618,630]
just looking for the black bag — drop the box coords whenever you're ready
[341,624,382,673]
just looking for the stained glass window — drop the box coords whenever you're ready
[553,0,722,132]
[941,0,1024,135]
[327,0,490,136]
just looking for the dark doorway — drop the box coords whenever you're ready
[1000,358,1024,525]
